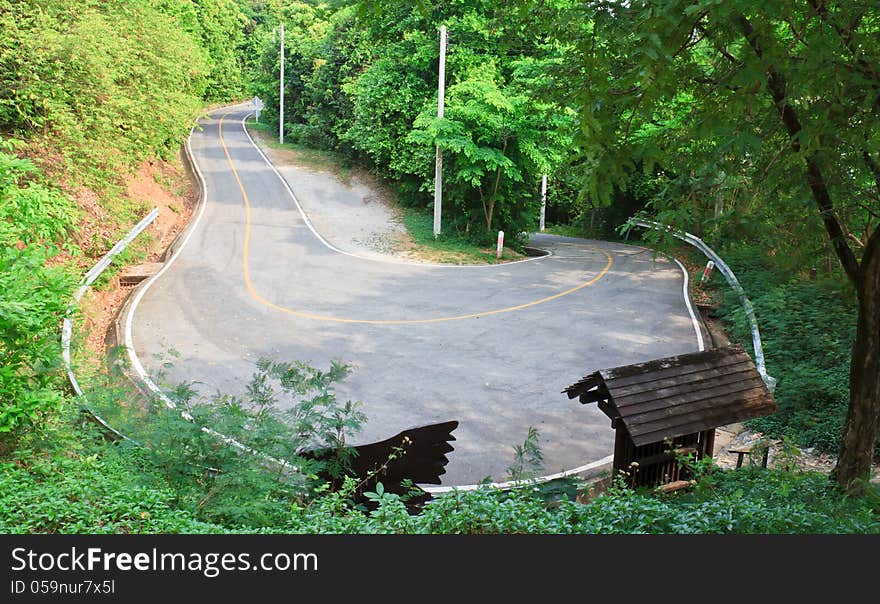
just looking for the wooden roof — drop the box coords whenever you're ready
[564,345,777,447]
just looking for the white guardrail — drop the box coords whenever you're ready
[61,207,159,443]
[632,219,776,391]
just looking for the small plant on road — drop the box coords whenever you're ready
[506,426,544,482]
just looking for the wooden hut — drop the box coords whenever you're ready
[564,345,777,488]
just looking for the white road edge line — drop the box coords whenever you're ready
[123,116,298,470]
[673,258,706,352]
[421,454,616,494]
[124,123,206,407]
[236,110,553,269]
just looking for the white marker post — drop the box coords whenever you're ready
[700,260,715,287]
[539,173,547,232]
[496,230,504,259]
[433,25,447,239]
[279,23,285,145]
[253,96,263,122]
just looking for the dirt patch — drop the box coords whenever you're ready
[124,157,195,262]
[713,423,880,482]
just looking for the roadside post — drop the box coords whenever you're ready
[539,173,547,231]
[279,23,285,144]
[700,260,715,287]
[433,25,447,238]
[496,230,504,259]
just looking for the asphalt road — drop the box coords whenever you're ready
[127,103,704,485]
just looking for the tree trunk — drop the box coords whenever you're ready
[832,227,880,490]
[485,194,495,231]
[485,135,509,232]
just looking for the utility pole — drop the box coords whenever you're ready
[279,23,285,145]
[539,173,547,231]
[433,25,447,238]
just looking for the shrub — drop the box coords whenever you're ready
[713,246,857,455]
[0,445,220,534]
[0,145,76,445]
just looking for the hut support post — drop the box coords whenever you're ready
[702,428,716,459]
[612,428,629,477]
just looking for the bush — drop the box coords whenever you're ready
[0,445,220,534]
[0,247,72,442]
[85,356,365,528]
[0,145,76,445]
[0,1,209,179]
[264,467,879,534]
[713,246,857,455]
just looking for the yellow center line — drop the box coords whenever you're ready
[216,112,613,325]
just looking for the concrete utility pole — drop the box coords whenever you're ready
[279,23,285,145]
[433,25,447,238]
[539,173,547,231]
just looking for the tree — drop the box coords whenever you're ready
[550,0,879,490]
[0,145,75,445]
[410,62,526,235]
[247,0,574,242]
[190,0,249,101]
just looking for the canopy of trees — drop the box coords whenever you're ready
[534,0,879,489]
[249,0,574,244]
[0,0,249,180]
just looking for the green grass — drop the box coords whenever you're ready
[543,223,590,238]
[401,208,523,264]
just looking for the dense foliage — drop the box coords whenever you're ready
[83,357,365,527]
[248,1,574,245]
[3,422,877,534]
[544,0,878,245]
[712,247,860,455]
[0,0,249,185]
[0,142,75,445]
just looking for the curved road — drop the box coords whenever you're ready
[127,103,703,485]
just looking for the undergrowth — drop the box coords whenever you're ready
[711,246,858,455]
[3,416,877,534]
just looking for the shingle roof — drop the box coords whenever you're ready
[564,345,777,446]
